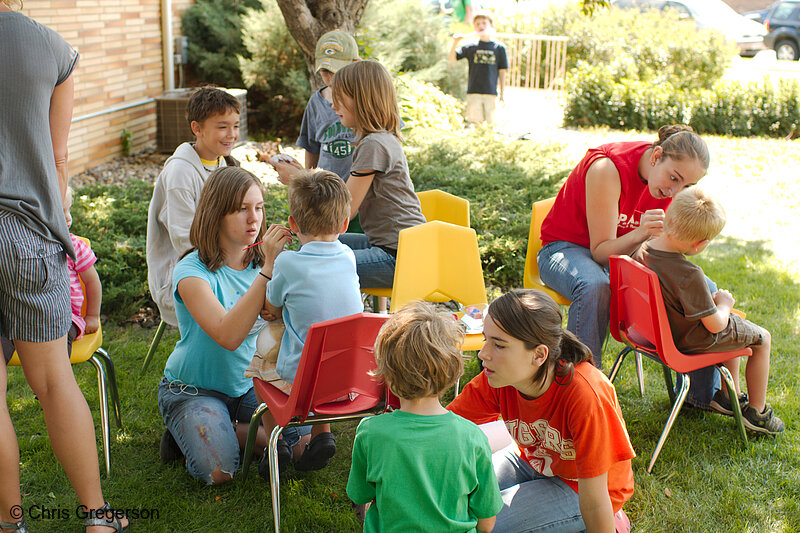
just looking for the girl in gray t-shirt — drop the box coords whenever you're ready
[329,60,426,288]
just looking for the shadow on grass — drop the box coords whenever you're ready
[609,236,800,532]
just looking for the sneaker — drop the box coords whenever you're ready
[709,390,748,416]
[159,428,184,463]
[741,403,785,435]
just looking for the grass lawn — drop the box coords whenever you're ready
[6,129,800,532]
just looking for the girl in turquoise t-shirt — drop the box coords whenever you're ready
[156,167,305,484]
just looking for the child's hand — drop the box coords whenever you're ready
[268,157,304,185]
[84,314,100,334]
[639,208,665,238]
[260,307,278,322]
[713,289,735,309]
[260,223,292,261]
[452,33,468,42]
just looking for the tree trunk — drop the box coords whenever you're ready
[275,0,370,90]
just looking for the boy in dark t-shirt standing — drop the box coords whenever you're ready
[448,10,507,125]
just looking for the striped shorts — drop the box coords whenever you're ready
[0,210,71,343]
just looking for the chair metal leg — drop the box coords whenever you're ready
[141,319,167,374]
[239,401,269,480]
[648,370,690,473]
[608,347,631,383]
[717,364,748,446]
[634,351,645,397]
[662,366,676,404]
[88,356,111,477]
[268,424,285,533]
[94,348,122,428]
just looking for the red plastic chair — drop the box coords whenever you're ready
[607,255,750,473]
[239,312,390,533]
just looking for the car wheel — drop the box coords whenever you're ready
[775,39,799,61]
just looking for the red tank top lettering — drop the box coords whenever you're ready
[540,141,671,248]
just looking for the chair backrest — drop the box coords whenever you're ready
[416,189,470,228]
[522,197,556,289]
[276,313,389,427]
[609,255,733,374]
[389,220,487,313]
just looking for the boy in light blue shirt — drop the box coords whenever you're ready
[260,169,362,475]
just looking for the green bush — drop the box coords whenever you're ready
[181,0,262,88]
[565,63,800,138]
[395,74,464,137]
[407,129,568,288]
[239,0,310,137]
[537,3,733,92]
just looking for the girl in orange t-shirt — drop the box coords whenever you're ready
[449,289,635,533]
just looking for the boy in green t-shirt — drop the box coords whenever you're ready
[347,302,502,533]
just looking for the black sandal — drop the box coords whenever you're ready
[0,518,29,533]
[83,502,129,532]
[258,438,292,480]
[294,432,336,471]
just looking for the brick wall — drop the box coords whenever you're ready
[20,0,195,177]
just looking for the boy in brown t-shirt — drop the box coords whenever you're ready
[633,187,784,435]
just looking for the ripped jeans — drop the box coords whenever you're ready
[157,377,308,483]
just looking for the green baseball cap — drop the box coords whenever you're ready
[315,30,359,73]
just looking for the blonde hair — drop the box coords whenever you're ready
[2,0,23,9]
[653,124,710,170]
[64,185,74,210]
[331,60,403,142]
[189,167,265,271]
[373,301,464,400]
[664,187,726,242]
[288,170,351,236]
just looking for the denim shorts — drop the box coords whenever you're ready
[0,210,71,343]
[157,377,309,483]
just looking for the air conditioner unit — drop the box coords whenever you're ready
[155,88,248,153]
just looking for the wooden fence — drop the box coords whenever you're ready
[495,33,568,91]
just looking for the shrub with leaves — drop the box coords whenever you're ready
[181,0,263,88]
[395,74,464,138]
[239,0,311,137]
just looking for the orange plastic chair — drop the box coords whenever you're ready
[240,312,391,533]
[7,237,122,477]
[362,221,487,352]
[607,255,749,473]
[522,197,571,306]
[416,189,470,227]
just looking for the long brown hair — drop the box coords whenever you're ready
[488,289,591,389]
[331,60,403,142]
[652,124,709,170]
[188,166,265,271]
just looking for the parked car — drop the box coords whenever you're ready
[761,0,800,60]
[613,0,768,57]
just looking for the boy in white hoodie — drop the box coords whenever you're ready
[146,87,241,326]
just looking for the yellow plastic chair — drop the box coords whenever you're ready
[523,197,572,306]
[416,189,470,227]
[7,238,122,477]
[362,221,487,352]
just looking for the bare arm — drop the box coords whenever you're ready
[50,74,75,204]
[270,159,304,185]
[577,473,615,533]
[448,35,465,62]
[464,2,475,24]
[585,158,663,266]
[346,172,375,220]
[78,265,102,334]
[178,225,290,350]
[304,151,320,169]
[476,516,496,533]
[498,69,506,102]
[701,289,734,334]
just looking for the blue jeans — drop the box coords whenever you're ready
[537,241,719,408]
[338,233,396,288]
[492,450,586,533]
[157,378,309,483]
